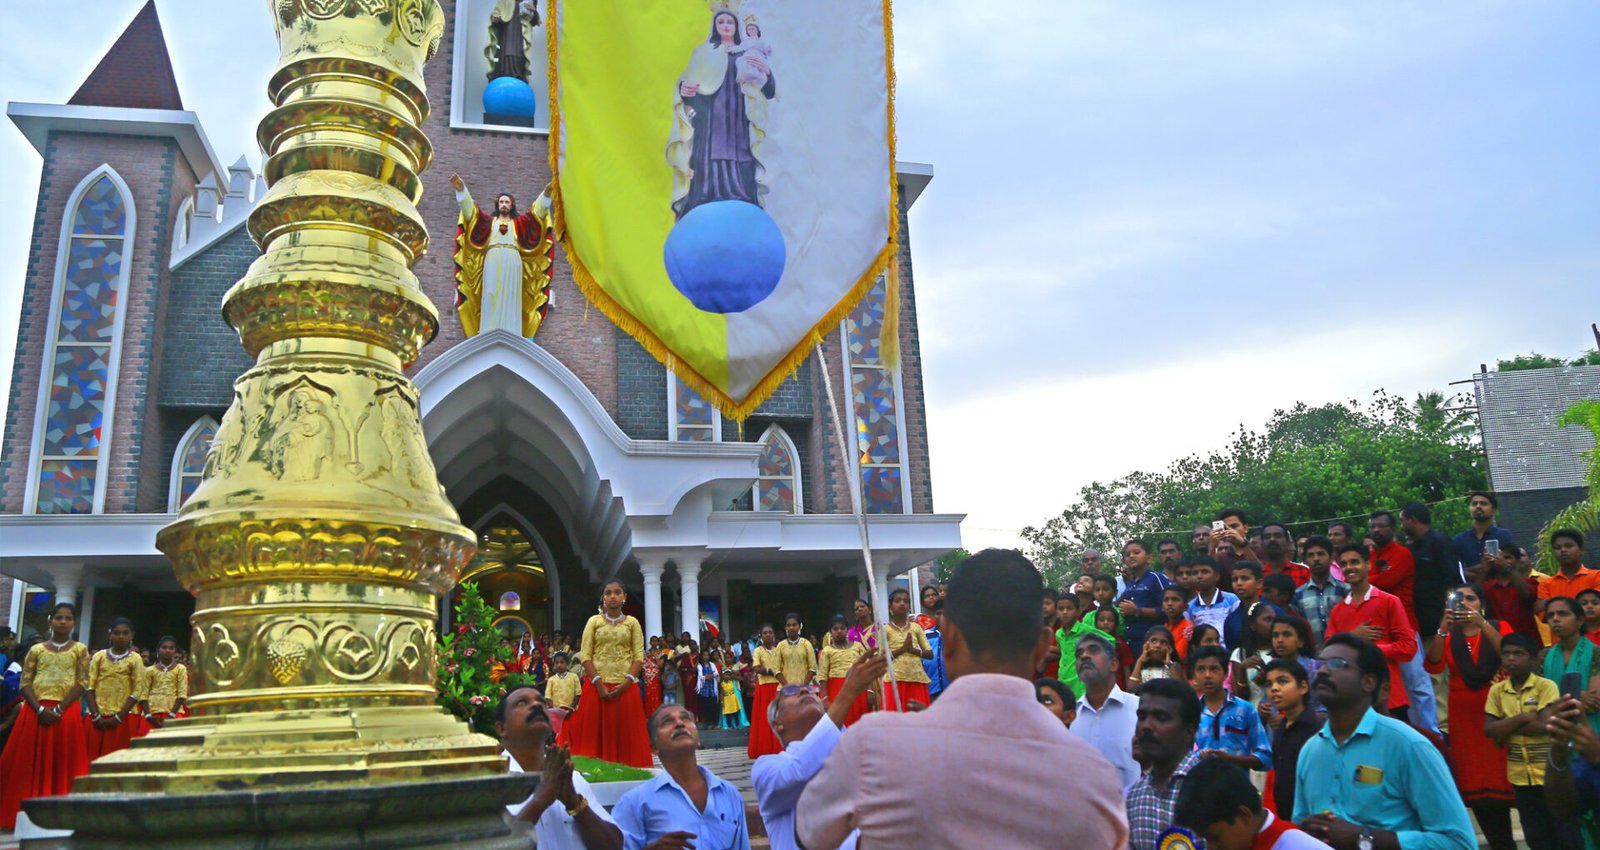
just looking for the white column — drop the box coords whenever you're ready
[677,558,702,639]
[870,562,891,627]
[639,558,666,641]
[8,580,24,631]
[80,585,98,648]
[908,566,921,616]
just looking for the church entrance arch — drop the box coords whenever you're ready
[453,504,561,638]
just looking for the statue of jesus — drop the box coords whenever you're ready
[450,172,555,339]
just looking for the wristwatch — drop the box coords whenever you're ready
[1358,827,1374,850]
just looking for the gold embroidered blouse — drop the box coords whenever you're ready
[775,638,818,684]
[544,671,581,710]
[142,662,189,714]
[578,614,644,684]
[21,642,89,702]
[752,645,780,685]
[884,620,932,684]
[88,649,146,712]
[819,643,862,680]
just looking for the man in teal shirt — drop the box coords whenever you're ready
[1054,593,1110,698]
[1293,634,1474,850]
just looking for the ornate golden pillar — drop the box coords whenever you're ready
[27,2,533,846]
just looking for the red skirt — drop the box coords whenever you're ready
[747,682,782,758]
[883,680,931,713]
[0,700,91,829]
[83,712,140,760]
[826,677,871,726]
[564,678,652,768]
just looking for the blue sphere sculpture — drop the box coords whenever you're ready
[483,77,537,118]
[663,201,787,314]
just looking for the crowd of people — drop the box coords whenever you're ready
[496,494,1600,850]
[5,489,1599,848]
[0,607,189,829]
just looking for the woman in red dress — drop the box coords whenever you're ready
[820,615,870,724]
[0,603,91,829]
[746,624,783,758]
[563,581,653,767]
[1424,584,1514,850]
[640,643,663,717]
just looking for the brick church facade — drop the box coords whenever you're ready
[0,2,960,647]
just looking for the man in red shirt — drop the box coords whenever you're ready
[1258,521,1310,588]
[1479,543,1541,643]
[1364,510,1437,734]
[1326,544,1416,720]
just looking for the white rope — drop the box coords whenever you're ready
[814,341,902,711]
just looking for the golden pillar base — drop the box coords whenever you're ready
[48,1,515,825]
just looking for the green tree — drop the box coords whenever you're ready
[1023,390,1488,577]
[436,582,536,734]
[1572,350,1600,367]
[1536,399,1600,575]
[1497,352,1567,371]
[933,548,971,582]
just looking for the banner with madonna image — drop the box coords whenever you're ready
[548,0,898,418]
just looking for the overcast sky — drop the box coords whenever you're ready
[1,2,1597,552]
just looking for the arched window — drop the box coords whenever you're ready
[668,371,720,442]
[753,424,801,514]
[169,416,218,511]
[171,195,194,253]
[843,276,907,513]
[27,167,135,514]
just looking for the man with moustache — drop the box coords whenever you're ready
[497,686,623,849]
[1125,678,1206,850]
[614,704,751,850]
[1293,635,1474,850]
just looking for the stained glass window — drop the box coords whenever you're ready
[34,172,130,514]
[671,374,718,442]
[845,277,904,514]
[171,418,218,510]
[754,425,800,514]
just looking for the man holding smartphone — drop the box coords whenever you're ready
[1453,491,1515,581]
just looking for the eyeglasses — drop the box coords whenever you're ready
[778,685,820,697]
[1322,657,1354,671]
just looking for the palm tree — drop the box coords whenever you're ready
[1412,391,1476,444]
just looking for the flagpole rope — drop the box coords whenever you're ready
[815,340,901,711]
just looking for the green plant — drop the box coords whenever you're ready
[1535,400,1600,575]
[572,755,656,783]
[436,582,537,733]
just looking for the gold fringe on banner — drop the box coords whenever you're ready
[546,0,901,421]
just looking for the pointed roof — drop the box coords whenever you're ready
[68,1,183,111]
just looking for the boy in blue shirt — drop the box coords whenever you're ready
[1189,645,1271,771]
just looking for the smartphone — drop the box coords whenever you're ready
[1445,590,1465,613]
[1212,520,1226,532]
[1484,539,1501,559]
[1561,671,1584,701]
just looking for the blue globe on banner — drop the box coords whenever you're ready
[663,201,787,314]
[483,77,537,118]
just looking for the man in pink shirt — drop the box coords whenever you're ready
[796,549,1129,850]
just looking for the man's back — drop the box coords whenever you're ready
[796,673,1129,850]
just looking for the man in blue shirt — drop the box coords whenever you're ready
[613,704,751,850]
[1453,490,1515,583]
[1294,634,1475,850]
[753,648,885,850]
[1118,539,1174,649]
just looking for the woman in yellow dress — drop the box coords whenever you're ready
[883,588,934,712]
[746,623,783,758]
[563,580,652,767]
[0,603,91,829]
[774,613,819,688]
[820,614,872,725]
[83,617,146,758]
[138,635,189,733]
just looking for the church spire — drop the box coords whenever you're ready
[68,1,184,111]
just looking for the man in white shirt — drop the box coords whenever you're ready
[752,645,887,850]
[1070,631,1140,787]
[497,685,623,850]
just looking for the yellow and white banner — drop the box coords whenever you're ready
[549,0,897,418]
